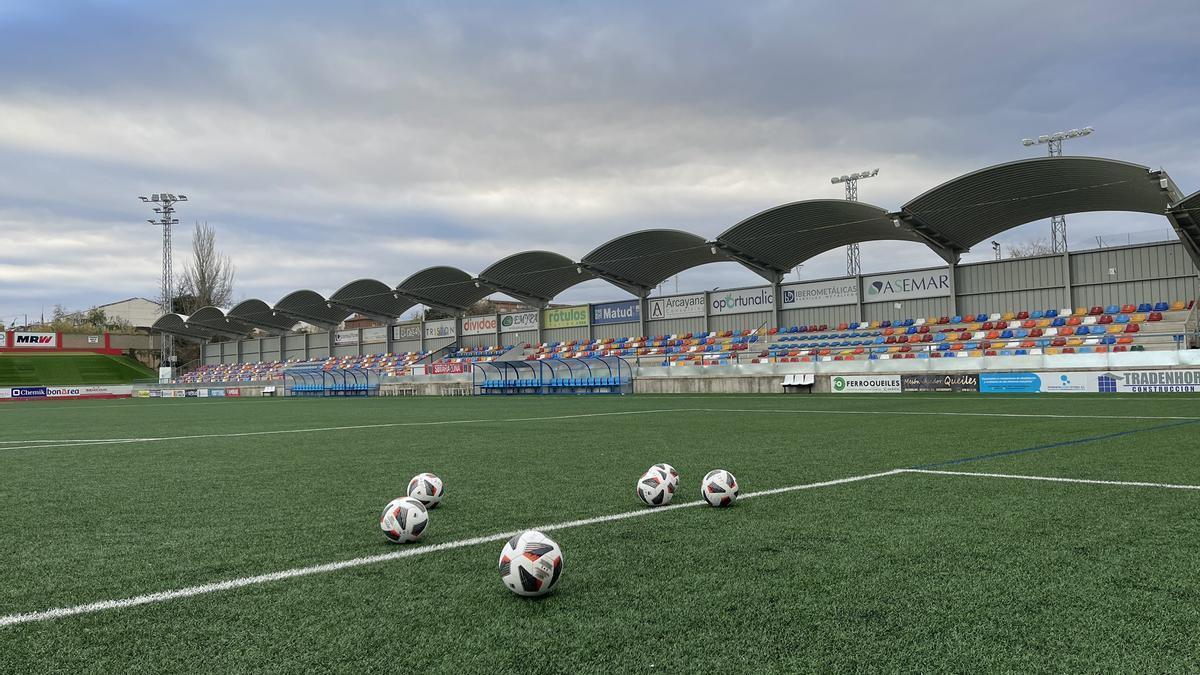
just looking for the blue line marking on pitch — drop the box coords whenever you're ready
[911,419,1200,470]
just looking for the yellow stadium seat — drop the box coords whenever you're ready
[1131,313,1146,322]
[1170,300,1185,311]
[1002,312,1015,321]
[1074,307,1088,316]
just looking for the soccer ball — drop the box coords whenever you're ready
[649,463,679,488]
[380,497,429,543]
[498,530,564,597]
[407,473,444,508]
[636,470,675,507]
[701,469,739,507]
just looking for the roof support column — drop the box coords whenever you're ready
[638,294,648,340]
[855,275,865,325]
[772,280,782,332]
[1063,250,1074,308]
[947,261,959,318]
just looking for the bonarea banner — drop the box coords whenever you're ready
[542,306,589,329]
[781,279,858,309]
[831,375,901,393]
[863,268,951,303]
[709,287,774,316]
[647,294,704,320]
[592,300,639,325]
[462,315,499,336]
[500,311,539,333]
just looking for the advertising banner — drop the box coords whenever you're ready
[781,279,858,309]
[831,375,902,393]
[208,388,225,397]
[1104,370,1200,393]
[197,388,210,398]
[1,385,134,401]
[647,293,705,320]
[979,372,1098,393]
[430,362,467,375]
[333,330,358,346]
[12,332,58,348]
[2,386,48,399]
[225,388,242,397]
[393,323,422,341]
[500,311,539,333]
[542,305,589,329]
[0,332,6,348]
[709,287,774,316]
[900,374,979,393]
[863,268,951,303]
[424,319,457,339]
[184,389,199,398]
[362,327,387,343]
[462,315,499,336]
[592,300,640,325]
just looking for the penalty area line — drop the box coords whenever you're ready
[901,468,1200,491]
[0,469,902,628]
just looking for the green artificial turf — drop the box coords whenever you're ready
[0,353,155,386]
[1,394,1199,671]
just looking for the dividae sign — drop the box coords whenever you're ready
[461,315,499,336]
[393,323,421,341]
[12,332,57,348]
[647,293,705,320]
[592,300,640,325]
[709,287,774,316]
[424,319,457,339]
[500,311,539,333]
[863,268,951,302]
[781,279,858,309]
[542,305,589,329]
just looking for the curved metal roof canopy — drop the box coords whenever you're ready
[330,278,415,322]
[476,251,594,307]
[397,266,492,314]
[227,299,297,334]
[581,229,730,295]
[715,200,937,275]
[151,313,220,342]
[186,306,256,338]
[1167,189,1200,269]
[899,156,1175,258]
[273,290,352,329]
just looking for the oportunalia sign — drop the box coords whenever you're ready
[647,293,705,320]
[709,287,774,316]
[780,279,858,309]
[863,268,951,303]
[499,311,539,333]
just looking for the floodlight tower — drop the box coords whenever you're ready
[830,168,880,275]
[139,193,188,369]
[1020,127,1094,253]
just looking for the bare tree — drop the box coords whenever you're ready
[1006,238,1056,259]
[178,221,236,313]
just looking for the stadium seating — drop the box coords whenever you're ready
[174,351,429,384]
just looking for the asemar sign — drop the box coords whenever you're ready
[863,268,951,302]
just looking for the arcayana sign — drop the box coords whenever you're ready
[647,294,705,320]
[780,279,858,309]
[863,268,951,303]
[499,311,539,333]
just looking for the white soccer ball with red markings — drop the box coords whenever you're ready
[637,469,676,507]
[701,469,739,507]
[649,463,679,489]
[498,530,564,597]
[406,473,444,508]
[380,497,429,543]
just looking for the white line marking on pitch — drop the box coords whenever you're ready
[0,469,902,628]
[902,468,1200,490]
[704,408,1200,421]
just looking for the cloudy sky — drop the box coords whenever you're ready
[2,0,1198,324]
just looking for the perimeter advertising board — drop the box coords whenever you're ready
[430,362,467,375]
[900,374,979,392]
[592,300,640,325]
[0,333,6,348]
[709,287,774,316]
[831,375,901,393]
[862,268,951,303]
[333,330,358,346]
[500,311,539,333]
[781,279,858,309]
[393,323,421,341]
[647,293,705,320]
[424,319,457,339]
[0,385,134,401]
[984,369,1200,394]
[362,327,387,343]
[542,306,589,329]
[462,315,499,336]
[979,372,1097,393]
[12,332,58,348]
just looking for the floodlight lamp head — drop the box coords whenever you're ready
[1037,135,1049,143]
[177,195,188,201]
[1081,126,1094,135]
[1021,138,1035,146]
[710,245,718,255]
[473,281,481,288]
[139,196,149,202]
[830,176,840,184]
[575,266,583,274]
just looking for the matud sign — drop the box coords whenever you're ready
[424,319,457,339]
[709,287,774,316]
[647,293,705,320]
[781,279,858,309]
[542,306,589,329]
[591,300,640,325]
[12,332,58,348]
[863,268,951,303]
[462,315,499,336]
[499,311,539,333]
